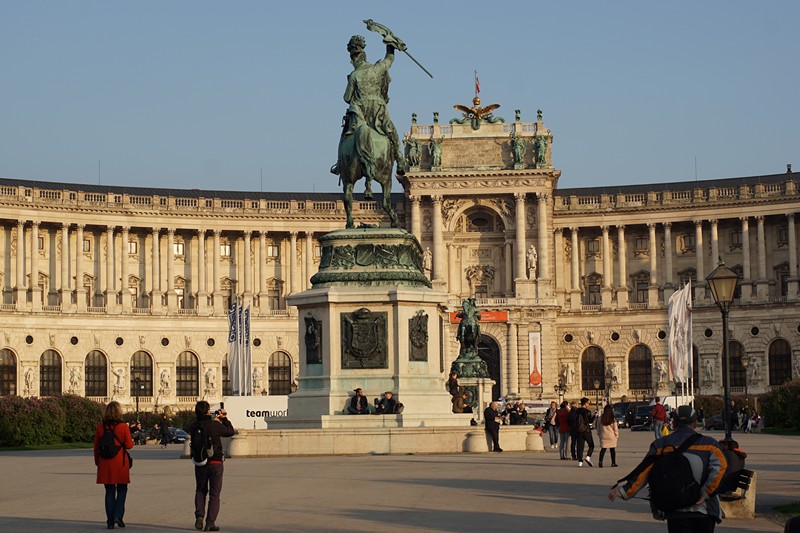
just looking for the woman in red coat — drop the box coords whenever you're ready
[94,401,133,529]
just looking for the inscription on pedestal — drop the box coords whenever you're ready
[408,310,428,362]
[341,308,388,369]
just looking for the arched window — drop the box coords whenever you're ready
[40,350,62,396]
[222,358,232,396]
[729,341,746,388]
[581,346,605,391]
[628,344,652,390]
[268,352,292,395]
[768,339,792,386]
[176,351,199,397]
[0,349,17,396]
[84,350,108,397]
[130,351,153,397]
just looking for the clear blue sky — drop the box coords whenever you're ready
[1,1,798,193]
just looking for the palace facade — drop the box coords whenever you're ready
[1,108,798,411]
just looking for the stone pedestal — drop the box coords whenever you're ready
[274,228,455,429]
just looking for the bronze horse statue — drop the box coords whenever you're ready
[335,115,399,229]
[456,297,481,356]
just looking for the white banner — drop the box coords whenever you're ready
[668,283,693,383]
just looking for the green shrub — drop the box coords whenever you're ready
[761,379,800,430]
[0,396,67,447]
[58,395,105,443]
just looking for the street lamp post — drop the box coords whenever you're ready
[593,378,601,412]
[134,376,142,422]
[740,354,751,407]
[706,261,740,442]
[554,378,567,406]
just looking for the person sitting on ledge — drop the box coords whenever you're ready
[347,388,369,415]
[452,391,473,414]
[375,391,397,415]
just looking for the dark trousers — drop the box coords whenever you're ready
[485,426,500,451]
[599,447,616,466]
[666,516,716,533]
[570,432,578,459]
[547,425,558,446]
[576,431,594,459]
[195,463,224,524]
[104,484,128,526]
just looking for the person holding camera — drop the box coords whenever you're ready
[190,401,235,532]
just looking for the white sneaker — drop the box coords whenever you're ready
[585,456,593,467]
[578,461,583,467]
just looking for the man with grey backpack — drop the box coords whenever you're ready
[608,406,728,532]
[190,401,235,532]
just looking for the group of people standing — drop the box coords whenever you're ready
[550,397,618,467]
[93,401,235,531]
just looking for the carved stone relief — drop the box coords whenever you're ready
[341,308,387,369]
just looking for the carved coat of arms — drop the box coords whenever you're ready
[341,308,387,369]
[408,310,428,362]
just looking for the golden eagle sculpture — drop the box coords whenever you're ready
[451,96,505,130]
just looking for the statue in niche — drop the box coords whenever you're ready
[69,367,83,394]
[510,132,527,164]
[526,245,538,280]
[159,368,171,397]
[24,367,35,394]
[703,359,715,384]
[749,357,761,382]
[252,367,264,393]
[422,247,432,279]
[405,134,420,167]
[607,363,620,386]
[429,137,443,167]
[560,362,575,386]
[204,367,217,397]
[655,361,668,383]
[112,367,127,396]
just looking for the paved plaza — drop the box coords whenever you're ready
[0,429,796,532]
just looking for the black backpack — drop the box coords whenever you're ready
[190,422,214,466]
[572,409,589,433]
[98,423,122,459]
[648,433,703,512]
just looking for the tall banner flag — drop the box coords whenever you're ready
[668,282,693,383]
[528,331,542,386]
[242,305,252,395]
[227,299,240,395]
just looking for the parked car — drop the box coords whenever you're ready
[704,413,726,431]
[613,401,647,429]
[630,404,653,430]
[168,427,189,444]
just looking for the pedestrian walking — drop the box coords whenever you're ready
[597,404,619,467]
[483,401,503,452]
[94,401,134,529]
[651,397,667,441]
[159,413,171,448]
[190,401,235,531]
[573,397,595,467]
[567,400,580,460]
[544,401,559,449]
[555,401,572,460]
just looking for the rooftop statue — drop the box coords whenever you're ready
[331,20,431,229]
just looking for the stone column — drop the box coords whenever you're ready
[289,232,298,294]
[30,221,41,311]
[507,323,519,396]
[410,196,422,242]
[151,228,161,310]
[601,226,612,309]
[788,214,799,299]
[212,230,222,314]
[756,215,769,299]
[648,223,659,305]
[104,225,116,311]
[570,227,581,308]
[741,217,753,300]
[554,228,565,306]
[694,221,705,302]
[60,223,71,309]
[514,193,526,281]
[258,231,267,307]
[15,221,26,309]
[710,220,719,266]
[431,196,445,286]
[75,224,86,311]
[305,232,313,290]
[537,193,550,281]
[663,223,675,301]
[243,230,253,305]
[504,240,513,295]
[617,225,628,308]
[120,227,130,312]
[166,228,177,312]
[196,229,207,314]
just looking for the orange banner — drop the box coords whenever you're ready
[449,310,508,323]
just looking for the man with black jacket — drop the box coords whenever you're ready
[483,401,503,452]
[190,401,235,532]
[574,397,595,467]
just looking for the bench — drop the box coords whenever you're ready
[720,469,756,519]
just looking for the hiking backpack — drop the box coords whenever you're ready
[190,422,214,466]
[648,433,703,512]
[98,423,122,459]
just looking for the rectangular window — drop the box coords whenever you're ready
[174,242,185,256]
[266,245,279,257]
[220,243,231,257]
[586,239,600,257]
[37,236,45,250]
[128,241,138,254]
[83,239,91,252]
[634,236,648,254]
[587,284,601,305]
[777,226,789,247]
[730,229,742,250]
[635,281,648,303]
